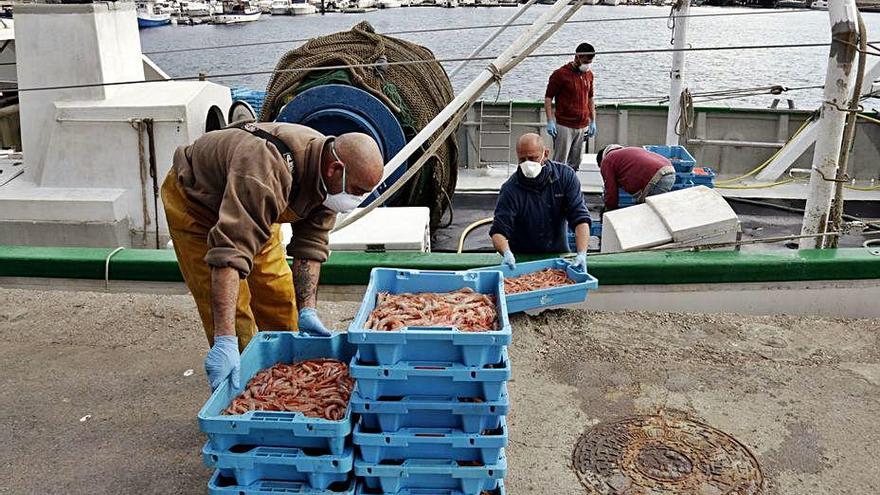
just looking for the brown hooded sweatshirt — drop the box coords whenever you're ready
[170,122,335,277]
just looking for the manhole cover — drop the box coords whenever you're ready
[572,415,763,494]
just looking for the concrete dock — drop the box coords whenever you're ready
[2,288,879,494]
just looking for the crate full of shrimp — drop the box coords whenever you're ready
[198,332,357,455]
[472,258,598,314]
[348,268,511,367]
[208,470,355,495]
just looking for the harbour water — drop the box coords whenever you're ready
[139,5,880,108]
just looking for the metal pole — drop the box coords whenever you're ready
[799,0,859,249]
[448,0,540,79]
[828,11,867,248]
[665,0,690,146]
[377,0,576,185]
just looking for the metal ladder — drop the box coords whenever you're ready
[476,100,514,173]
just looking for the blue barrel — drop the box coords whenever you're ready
[275,84,407,205]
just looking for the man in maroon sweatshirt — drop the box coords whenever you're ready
[544,42,596,170]
[597,145,676,211]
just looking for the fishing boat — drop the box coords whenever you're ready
[3,0,880,319]
[270,0,292,14]
[290,0,319,13]
[136,1,171,27]
[212,0,261,22]
[257,0,273,11]
[342,0,378,11]
[180,0,213,16]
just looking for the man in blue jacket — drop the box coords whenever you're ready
[489,133,591,271]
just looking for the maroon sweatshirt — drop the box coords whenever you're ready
[600,147,672,210]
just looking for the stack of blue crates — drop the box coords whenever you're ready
[348,269,511,494]
[198,333,358,494]
[230,87,267,117]
[610,145,711,208]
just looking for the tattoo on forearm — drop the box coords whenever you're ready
[293,260,317,309]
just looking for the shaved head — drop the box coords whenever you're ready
[322,132,384,196]
[516,133,548,164]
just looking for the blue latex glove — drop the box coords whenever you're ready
[298,307,332,336]
[546,120,558,138]
[586,121,597,138]
[502,250,516,270]
[570,251,588,272]
[205,335,240,392]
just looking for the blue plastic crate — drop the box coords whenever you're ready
[692,167,716,188]
[204,443,352,488]
[348,269,511,367]
[671,180,695,191]
[349,350,510,402]
[355,454,507,494]
[471,258,598,314]
[198,332,356,454]
[644,145,697,173]
[350,385,508,434]
[355,480,506,495]
[353,419,507,464]
[674,171,695,185]
[208,470,355,495]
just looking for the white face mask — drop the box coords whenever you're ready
[579,63,592,73]
[322,162,368,214]
[519,160,544,179]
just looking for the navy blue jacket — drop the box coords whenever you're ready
[489,161,591,253]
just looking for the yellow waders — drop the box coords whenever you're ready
[161,172,298,351]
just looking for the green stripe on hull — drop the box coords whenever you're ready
[1,246,879,286]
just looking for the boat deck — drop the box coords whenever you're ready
[443,154,880,253]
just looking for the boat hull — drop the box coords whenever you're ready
[137,16,171,27]
[213,11,262,22]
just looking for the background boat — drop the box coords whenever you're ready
[136,1,171,27]
[213,0,262,22]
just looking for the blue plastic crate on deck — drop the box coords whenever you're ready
[203,443,352,488]
[207,471,355,495]
[347,268,511,367]
[692,167,716,187]
[643,145,697,173]
[355,454,507,494]
[349,349,510,401]
[353,419,507,464]
[350,385,509,433]
[198,332,356,454]
[472,258,598,314]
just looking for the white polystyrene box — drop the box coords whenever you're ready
[329,207,430,252]
[281,207,431,253]
[601,203,673,253]
[645,186,739,244]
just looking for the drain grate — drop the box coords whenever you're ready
[572,415,764,494]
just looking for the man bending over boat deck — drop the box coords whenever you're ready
[489,133,591,272]
[544,42,596,170]
[597,144,675,212]
[161,122,383,391]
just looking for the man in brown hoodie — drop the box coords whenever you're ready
[161,122,384,391]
